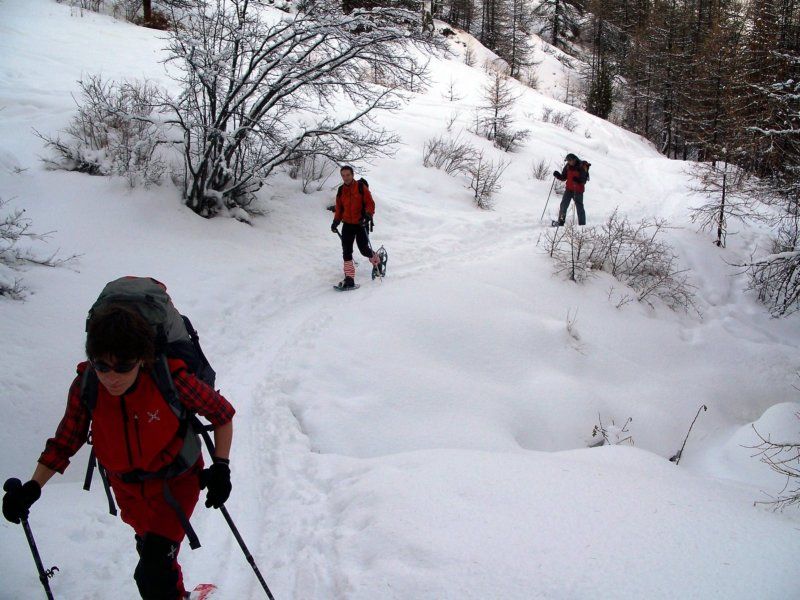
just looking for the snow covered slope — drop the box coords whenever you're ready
[1,2,799,599]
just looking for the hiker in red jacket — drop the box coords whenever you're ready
[331,165,381,290]
[2,304,235,600]
[553,153,590,226]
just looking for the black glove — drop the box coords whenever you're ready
[3,478,41,524]
[199,461,231,509]
[553,170,561,179]
[360,214,374,229]
[331,219,341,233]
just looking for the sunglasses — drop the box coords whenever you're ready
[91,359,140,374]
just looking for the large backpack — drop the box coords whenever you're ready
[81,276,216,549]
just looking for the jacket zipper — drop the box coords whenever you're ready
[133,413,143,458]
[120,396,134,466]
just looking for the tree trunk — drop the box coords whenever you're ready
[143,0,152,21]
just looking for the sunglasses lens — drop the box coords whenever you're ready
[92,360,138,374]
[92,360,112,373]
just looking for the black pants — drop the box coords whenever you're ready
[558,191,586,225]
[341,222,374,261]
[134,533,182,600]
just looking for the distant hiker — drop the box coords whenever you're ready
[2,278,235,600]
[331,165,384,290]
[552,153,591,226]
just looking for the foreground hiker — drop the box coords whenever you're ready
[331,165,384,290]
[3,280,234,600]
[552,153,591,226]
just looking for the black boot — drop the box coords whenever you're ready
[336,276,356,290]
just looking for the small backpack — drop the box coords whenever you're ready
[81,276,216,549]
[581,161,591,183]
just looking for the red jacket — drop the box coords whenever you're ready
[39,360,235,475]
[334,180,375,225]
[556,164,588,193]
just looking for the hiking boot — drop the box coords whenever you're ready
[337,276,356,289]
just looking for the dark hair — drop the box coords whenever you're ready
[340,165,354,175]
[86,304,155,366]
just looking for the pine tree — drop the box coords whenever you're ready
[495,0,534,78]
[532,0,586,50]
[679,7,746,163]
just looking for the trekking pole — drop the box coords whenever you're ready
[194,424,276,599]
[21,518,58,600]
[540,177,556,222]
[333,228,342,240]
[3,479,59,599]
[219,506,275,600]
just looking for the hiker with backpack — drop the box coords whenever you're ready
[331,165,386,290]
[2,277,235,600]
[552,153,591,227]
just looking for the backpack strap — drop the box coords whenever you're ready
[80,367,99,414]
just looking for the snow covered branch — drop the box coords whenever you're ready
[0,197,80,300]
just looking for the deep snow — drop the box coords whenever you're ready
[1,1,799,599]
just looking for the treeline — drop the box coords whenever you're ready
[436,0,798,175]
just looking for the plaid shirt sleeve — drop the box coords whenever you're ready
[38,373,90,474]
[173,370,235,427]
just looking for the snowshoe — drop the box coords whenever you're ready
[334,277,359,291]
[185,584,217,599]
[372,246,388,280]
[551,220,564,227]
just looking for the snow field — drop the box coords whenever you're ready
[1,1,799,598]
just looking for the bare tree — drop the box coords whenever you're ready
[161,0,442,217]
[477,71,529,151]
[442,76,465,102]
[689,161,767,247]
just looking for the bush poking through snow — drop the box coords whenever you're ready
[589,415,634,447]
[0,197,79,300]
[540,210,698,312]
[36,75,167,188]
[736,213,800,317]
[530,158,550,181]
[749,412,800,511]
[540,107,578,132]
[422,135,507,209]
[466,152,509,210]
[423,134,479,176]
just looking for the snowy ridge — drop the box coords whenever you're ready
[1,1,799,599]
